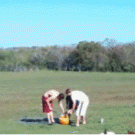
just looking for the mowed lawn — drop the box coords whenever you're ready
[0,70,135,134]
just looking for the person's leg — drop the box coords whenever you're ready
[50,111,55,123]
[82,116,86,124]
[81,104,86,124]
[76,116,80,126]
[47,100,54,123]
[47,112,51,124]
[80,100,89,124]
[75,102,82,126]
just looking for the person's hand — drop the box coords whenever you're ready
[68,109,73,114]
[50,107,53,111]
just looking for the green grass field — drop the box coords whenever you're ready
[0,70,135,134]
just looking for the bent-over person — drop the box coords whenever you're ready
[42,89,64,125]
[65,89,89,127]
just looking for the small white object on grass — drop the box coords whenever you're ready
[100,131,115,135]
[100,129,115,135]
[101,118,104,124]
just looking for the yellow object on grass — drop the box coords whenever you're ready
[59,114,69,125]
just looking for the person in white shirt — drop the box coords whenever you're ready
[65,89,89,126]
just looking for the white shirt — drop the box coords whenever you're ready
[44,89,59,99]
[71,90,89,103]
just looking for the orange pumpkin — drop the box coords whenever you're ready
[59,114,69,125]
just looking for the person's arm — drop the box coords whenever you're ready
[68,100,76,114]
[46,97,53,110]
[66,96,69,109]
[71,102,76,112]
[70,94,76,112]
[59,100,65,113]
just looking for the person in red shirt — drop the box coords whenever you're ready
[42,89,65,125]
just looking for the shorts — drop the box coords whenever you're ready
[42,96,53,113]
[76,98,89,116]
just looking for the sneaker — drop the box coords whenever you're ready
[52,120,55,123]
[76,123,79,127]
[83,121,86,124]
[48,122,53,125]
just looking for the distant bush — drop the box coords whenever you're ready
[0,39,135,72]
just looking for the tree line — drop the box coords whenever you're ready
[0,38,135,72]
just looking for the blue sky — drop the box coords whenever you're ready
[0,0,135,48]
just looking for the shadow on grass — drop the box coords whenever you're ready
[20,118,59,124]
[20,118,75,126]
